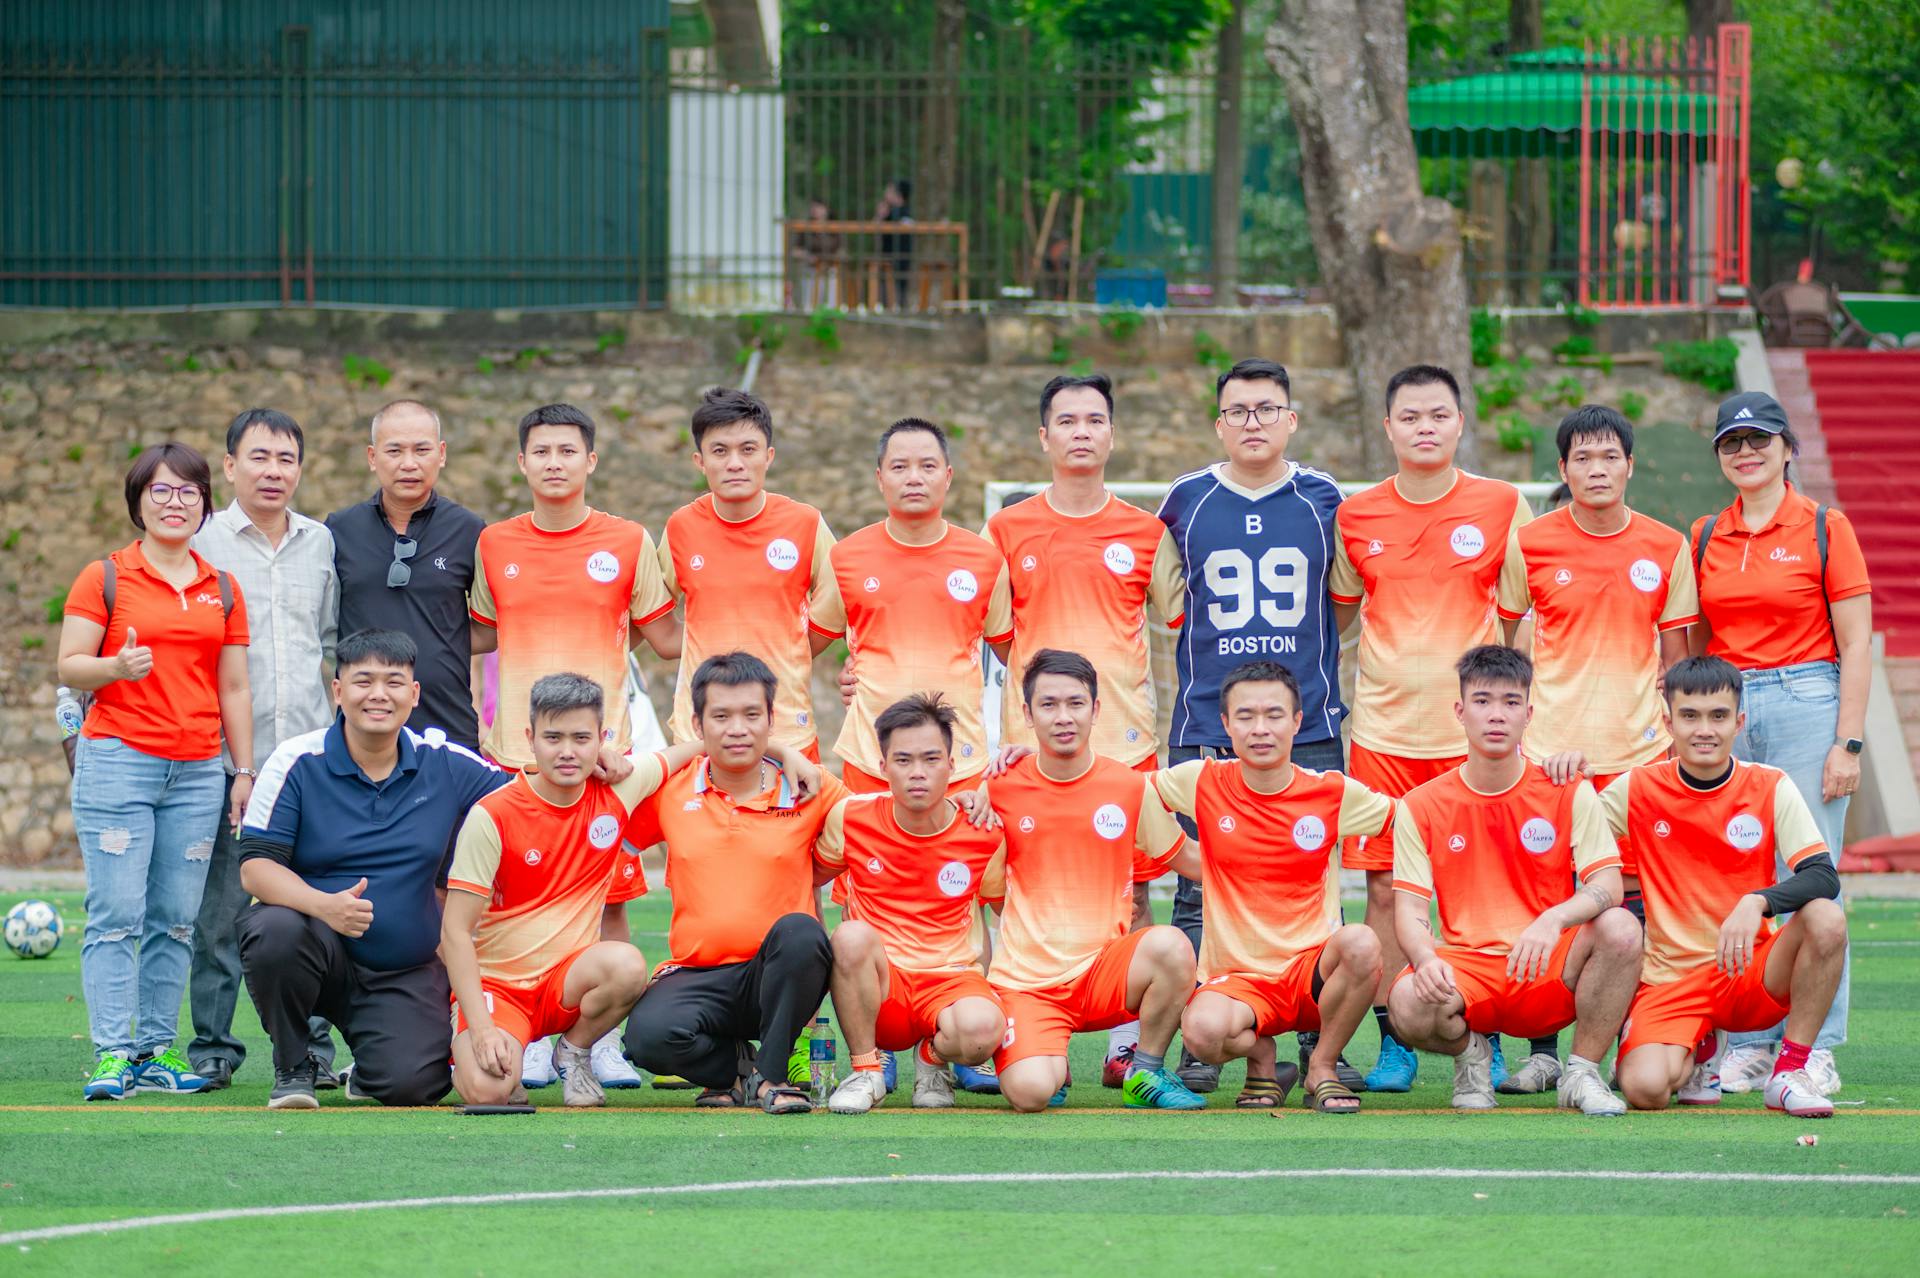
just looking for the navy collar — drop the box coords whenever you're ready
[322,715,421,784]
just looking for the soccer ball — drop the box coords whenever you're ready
[4,899,63,959]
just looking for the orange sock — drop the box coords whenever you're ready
[917,1040,946,1067]
[851,1050,884,1073]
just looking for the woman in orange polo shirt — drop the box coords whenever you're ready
[1689,391,1872,1097]
[56,443,253,1102]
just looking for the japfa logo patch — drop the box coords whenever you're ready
[1292,815,1328,852]
[946,568,979,602]
[1518,818,1558,855]
[1092,803,1128,840]
[1725,813,1765,851]
[1449,524,1486,558]
[765,538,801,571]
[1629,558,1663,592]
[936,861,972,897]
[585,551,621,583]
[1102,542,1136,575]
[587,815,621,849]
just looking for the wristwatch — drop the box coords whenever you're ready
[1839,738,1864,756]
[234,767,259,778]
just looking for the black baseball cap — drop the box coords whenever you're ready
[1713,391,1790,442]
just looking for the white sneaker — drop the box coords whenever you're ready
[591,1031,644,1089]
[1557,1062,1626,1116]
[1806,1048,1842,1096]
[1764,1067,1834,1118]
[521,1036,558,1089]
[828,1069,888,1114]
[912,1056,956,1109]
[553,1037,605,1108]
[1677,1031,1724,1106]
[1717,1043,1773,1094]
[1451,1033,1497,1110]
[1496,1051,1562,1094]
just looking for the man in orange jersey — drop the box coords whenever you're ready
[1329,365,1535,1093]
[1161,662,1390,1113]
[981,649,1203,1113]
[1579,657,1845,1117]
[1387,645,1641,1116]
[658,389,838,760]
[814,695,1008,1113]
[1492,404,1697,1094]
[620,653,849,1114]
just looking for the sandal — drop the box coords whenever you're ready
[747,1069,812,1115]
[1304,1077,1362,1114]
[1236,1077,1287,1108]
[695,1080,742,1108]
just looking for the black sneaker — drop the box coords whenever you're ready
[268,1059,320,1110]
[1176,1048,1221,1094]
[312,1062,342,1090]
[1298,1032,1367,1092]
[194,1059,235,1092]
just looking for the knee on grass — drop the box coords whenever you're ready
[1000,1077,1058,1114]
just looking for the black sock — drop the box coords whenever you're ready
[1529,1036,1559,1059]
[1373,1005,1394,1043]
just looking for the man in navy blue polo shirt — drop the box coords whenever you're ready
[238,628,509,1110]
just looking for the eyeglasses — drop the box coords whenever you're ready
[1715,431,1777,456]
[146,483,203,506]
[1220,405,1290,428]
[387,536,417,588]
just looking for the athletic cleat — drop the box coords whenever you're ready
[1677,1058,1722,1106]
[521,1036,558,1088]
[650,1073,697,1090]
[1764,1067,1834,1118]
[1488,1037,1509,1090]
[312,1060,342,1091]
[590,1031,644,1089]
[787,1034,810,1086]
[1101,1044,1135,1089]
[1556,1062,1626,1116]
[131,1047,209,1094]
[953,1061,1001,1094]
[911,1057,955,1109]
[268,1058,321,1110]
[1176,1049,1221,1094]
[1297,1032,1366,1092]
[1451,1033,1497,1110]
[1047,1082,1069,1108]
[1717,1043,1773,1094]
[84,1053,134,1102]
[553,1036,605,1108]
[1365,1034,1419,1093]
[1498,1051,1562,1095]
[1806,1048,1842,1097]
[341,1066,376,1103]
[882,1050,899,1095]
[828,1069,888,1114]
[1122,1066,1206,1110]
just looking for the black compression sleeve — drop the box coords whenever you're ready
[236,835,295,868]
[1756,853,1839,918]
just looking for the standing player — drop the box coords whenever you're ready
[1330,365,1533,1092]
[815,695,1008,1113]
[660,388,837,760]
[1387,646,1641,1116]
[1161,662,1389,1112]
[1156,357,1352,1093]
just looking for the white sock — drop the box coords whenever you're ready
[1567,1053,1602,1074]
[1107,1021,1141,1059]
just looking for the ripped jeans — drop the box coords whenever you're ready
[73,736,224,1060]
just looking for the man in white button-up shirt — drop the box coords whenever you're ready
[189,408,340,1090]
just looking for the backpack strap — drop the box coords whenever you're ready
[1692,516,1714,574]
[1815,503,1834,642]
[217,570,234,619]
[95,559,117,655]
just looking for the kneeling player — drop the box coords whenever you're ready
[1163,662,1390,1113]
[816,694,1007,1113]
[1593,657,1845,1117]
[1387,646,1642,1116]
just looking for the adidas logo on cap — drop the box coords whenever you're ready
[1734,406,1753,420]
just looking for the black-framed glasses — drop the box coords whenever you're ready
[146,483,203,506]
[386,536,417,588]
[1220,404,1290,428]
[1715,431,1777,456]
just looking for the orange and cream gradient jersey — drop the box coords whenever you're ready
[1153,759,1392,981]
[812,522,1013,781]
[1597,761,1825,985]
[1330,473,1533,758]
[659,493,837,753]
[1392,763,1619,955]
[470,510,674,770]
[985,490,1184,766]
[814,793,1006,973]
[446,757,668,988]
[1501,507,1698,771]
[982,754,1185,990]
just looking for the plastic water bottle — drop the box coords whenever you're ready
[808,1015,837,1107]
[56,687,83,739]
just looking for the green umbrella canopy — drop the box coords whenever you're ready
[1408,67,1718,138]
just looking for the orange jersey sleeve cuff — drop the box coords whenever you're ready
[633,599,675,627]
[446,878,491,897]
[984,628,1014,646]
[1496,605,1529,622]
[1163,611,1185,629]
[807,619,845,639]
[1581,854,1624,878]
[1828,583,1871,603]
[469,610,496,628]
[1656,612,1700,632]
[1329,591,1363,606]
[1391,880,1432,900]
[1784,841,1827,871]
[1133,833,1185,881]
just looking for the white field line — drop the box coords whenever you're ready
[6,1166,1919,1248]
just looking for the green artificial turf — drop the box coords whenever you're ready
[2,890,1916,1275]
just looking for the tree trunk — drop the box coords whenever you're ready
[1508,0,1542,53]
[1685,0,1735,60]
[1210,1,1246,303]
[1266,0,1479,471]
[918,0,967,223]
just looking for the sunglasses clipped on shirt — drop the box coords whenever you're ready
[387,536,417,588]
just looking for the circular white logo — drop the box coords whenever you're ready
[1102,543,1136,575]
[1654,820,1672,838]
[587,815,621,849]
[504,563,521,579]
[796,711,809,727]
[1554,568,1573,586]
[936,861,972,897]
[1367,539,1384,556]
[1092,803,1128,840]
[1293,815,1328,851]
[586,551,620,583]
[960,743,975,758]
[766,538,801,571]
[1018,815,1036,833]
[863,576,880,593]
[1125,728,1140,743]
[1447,833,1467,853]
[867,857,883,875]
[1218,815,1237,834]
[946,569,979,602]
[620,861,636,880]
[1644,726,1659,741]
[1449,524,1486,558]
[1629,558,1663,593]
[1518,817,1557,855]
[690,554,706,571]
[1725,814,1764,851]
[524,848,542,866]
[1022,555,1037,572]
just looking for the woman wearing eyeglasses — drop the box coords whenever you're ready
[1688,390,1872,1097]
[56,442,253,1101]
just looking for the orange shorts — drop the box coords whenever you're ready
[991,929,1148,1070]
[1343,744,1465,871]
[1194,942,1327,1035]
[606,846,648,904]
[1391,931,1580,1040]
[451,947,587,1046]
[873,961,1002,1052]
[1619,931,1790,1057]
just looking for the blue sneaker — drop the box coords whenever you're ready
[85,1052,135,1101]
[1048,1081,1069,1108]
[882,1051,899,1094]
[1121,1066,1206,1110]
[1364,1034,1418,1093]
[953,1061,1001,1094]
[131,1047,210,1094]
[1489,1037,1509,1090]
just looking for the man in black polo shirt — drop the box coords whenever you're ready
[327,400,489,750]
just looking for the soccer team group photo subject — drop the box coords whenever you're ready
[40,355,1871,1122]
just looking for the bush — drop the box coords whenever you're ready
[1475,359,1531,411]
[1657,338,1739,394]
[342,354,393,389]
[1470,309,1503,368]
[1494,414,1537,453]
[1619,390,1648,421]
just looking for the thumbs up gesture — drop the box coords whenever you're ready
[113,627,153,682]
[321,877,375,938]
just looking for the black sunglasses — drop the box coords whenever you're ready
[387,536,418,588]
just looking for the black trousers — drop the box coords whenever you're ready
[238,903,451,1107]
[624,913,832,1089]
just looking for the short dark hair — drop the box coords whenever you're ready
[1456,644,1533,695]
[225,407,305,461]
[691,650,777,719]
[1216,358,1292,406]
[1039,373,1114,427]
[335,627,418,674]
[1219,660,1301,714]
[1385,364,1462,413]
[876,417,949,467]
[518,403,595,452]
[1021,648,1098,706]
[125,442,214,532]
[1662,655,1743,707]
[1555,404,1635,462]
[529,672,604,726]
[691,387,773,449]
[875,692,957,756]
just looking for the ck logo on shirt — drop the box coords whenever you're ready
[864,576,881,593]
[524,848,543,866]
[1654,820,1673,838]
[1091,803,1128,840]
[588,815,621,849]
[586,551,621,584]
[766,538,801,571]
[434,557,448,570]
[1449,524,1486,558]
[1292,815,1328,852]
[1102,543,1136,575]
[1629,559,1663,592]
[946,568,979,602]
[936,861,972,897]
[1446,833,1467,853]
[1518,818,1557,855]
[1725,813,1765,851]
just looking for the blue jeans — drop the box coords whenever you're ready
[1169,736,1349,956]
[73,736,224,1059]
[1727,661,1850,1050]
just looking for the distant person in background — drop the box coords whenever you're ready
[875,178,913,310]
[793,198,840,309]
